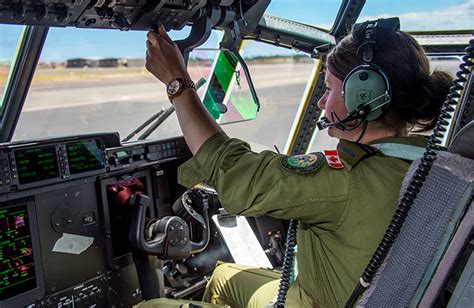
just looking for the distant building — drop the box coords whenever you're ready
[125,58,145,67]
[98,58,121,68]
[66,58,98,68]
[66,57,143,68]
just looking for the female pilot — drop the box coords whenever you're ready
[144,18,452,307]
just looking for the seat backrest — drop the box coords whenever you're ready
[357,149,473,307]
[419,201,473,307]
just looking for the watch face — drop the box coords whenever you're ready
[167,79,181,96]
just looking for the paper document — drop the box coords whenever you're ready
[212,215,273,268]
[52,233,94,255]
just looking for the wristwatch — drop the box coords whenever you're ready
[166,78,195,103]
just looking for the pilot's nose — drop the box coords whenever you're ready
[317,95,326,110]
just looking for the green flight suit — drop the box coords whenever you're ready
[176,132,427,307]
[135,298,226,308]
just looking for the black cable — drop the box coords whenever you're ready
[273,219,299,308]
[355,120,368,143]
[344,38,474,307]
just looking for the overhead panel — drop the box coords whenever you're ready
[0,0,243,31]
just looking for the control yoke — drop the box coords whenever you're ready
[175,14,212,64]
[129,189,210,259]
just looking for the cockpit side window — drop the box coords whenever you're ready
[0,24,25,115]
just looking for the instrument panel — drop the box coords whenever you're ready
[0,132,192,307]
[0,203,37,301]
[0,134,113,193]
[13,139,105,184]
[0,133,189,194]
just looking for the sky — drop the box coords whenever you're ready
[0,0,473,62]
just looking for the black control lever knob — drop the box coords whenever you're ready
[172,189,211,254]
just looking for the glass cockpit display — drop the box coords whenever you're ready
[14,146,59,185]
[0,204,37,301]
[65,139,104,174]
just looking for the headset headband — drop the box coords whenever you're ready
[354,17,400,65]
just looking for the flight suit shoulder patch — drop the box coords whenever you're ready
[280,152,325,174]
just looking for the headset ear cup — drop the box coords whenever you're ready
[343,66,389,121]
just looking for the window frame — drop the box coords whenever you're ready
[0,26,48,142]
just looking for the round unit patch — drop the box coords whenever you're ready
[280,152,325,174]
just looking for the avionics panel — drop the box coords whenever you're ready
[14,145,59,185]
[0,201,44,307]
[0,133,117,194]
[0,203,36,300]
[65,139,105,175]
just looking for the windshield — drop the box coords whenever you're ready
[12,26,315,152]
[6,1,473,148]
[359,0,473,31]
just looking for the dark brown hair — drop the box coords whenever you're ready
[327,26,453,133]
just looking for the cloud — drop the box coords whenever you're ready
[359,0,474,31]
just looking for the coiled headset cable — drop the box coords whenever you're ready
[273,219,299,308]
[345,38,474,307]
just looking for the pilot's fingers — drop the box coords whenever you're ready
[146,31,161,46]
[146,41,156,58]
[158,24,173,44]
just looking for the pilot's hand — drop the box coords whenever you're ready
[146,25,190,84]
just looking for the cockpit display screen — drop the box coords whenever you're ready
[14,146,59,185]
[0,204,37,301]
[66,139,104,174]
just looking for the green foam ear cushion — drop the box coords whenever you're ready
[344,68,388,121]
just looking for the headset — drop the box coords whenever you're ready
[317,18,400,132]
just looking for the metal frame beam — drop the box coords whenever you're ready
[285,0,367,155]
[330,0,366,41]
[0,26,49,142]
[285,60,326,155]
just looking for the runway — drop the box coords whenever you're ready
[14,63,338,152]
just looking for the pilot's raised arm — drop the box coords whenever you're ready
[146,25,221,155]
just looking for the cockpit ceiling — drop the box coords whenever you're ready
[0,0,256,31]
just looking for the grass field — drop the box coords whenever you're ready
[0,65,9,83]
[0,56,309,85]
[0,66,150,84]
[0,65,216,87]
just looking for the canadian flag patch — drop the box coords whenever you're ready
[323,150,345,169]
